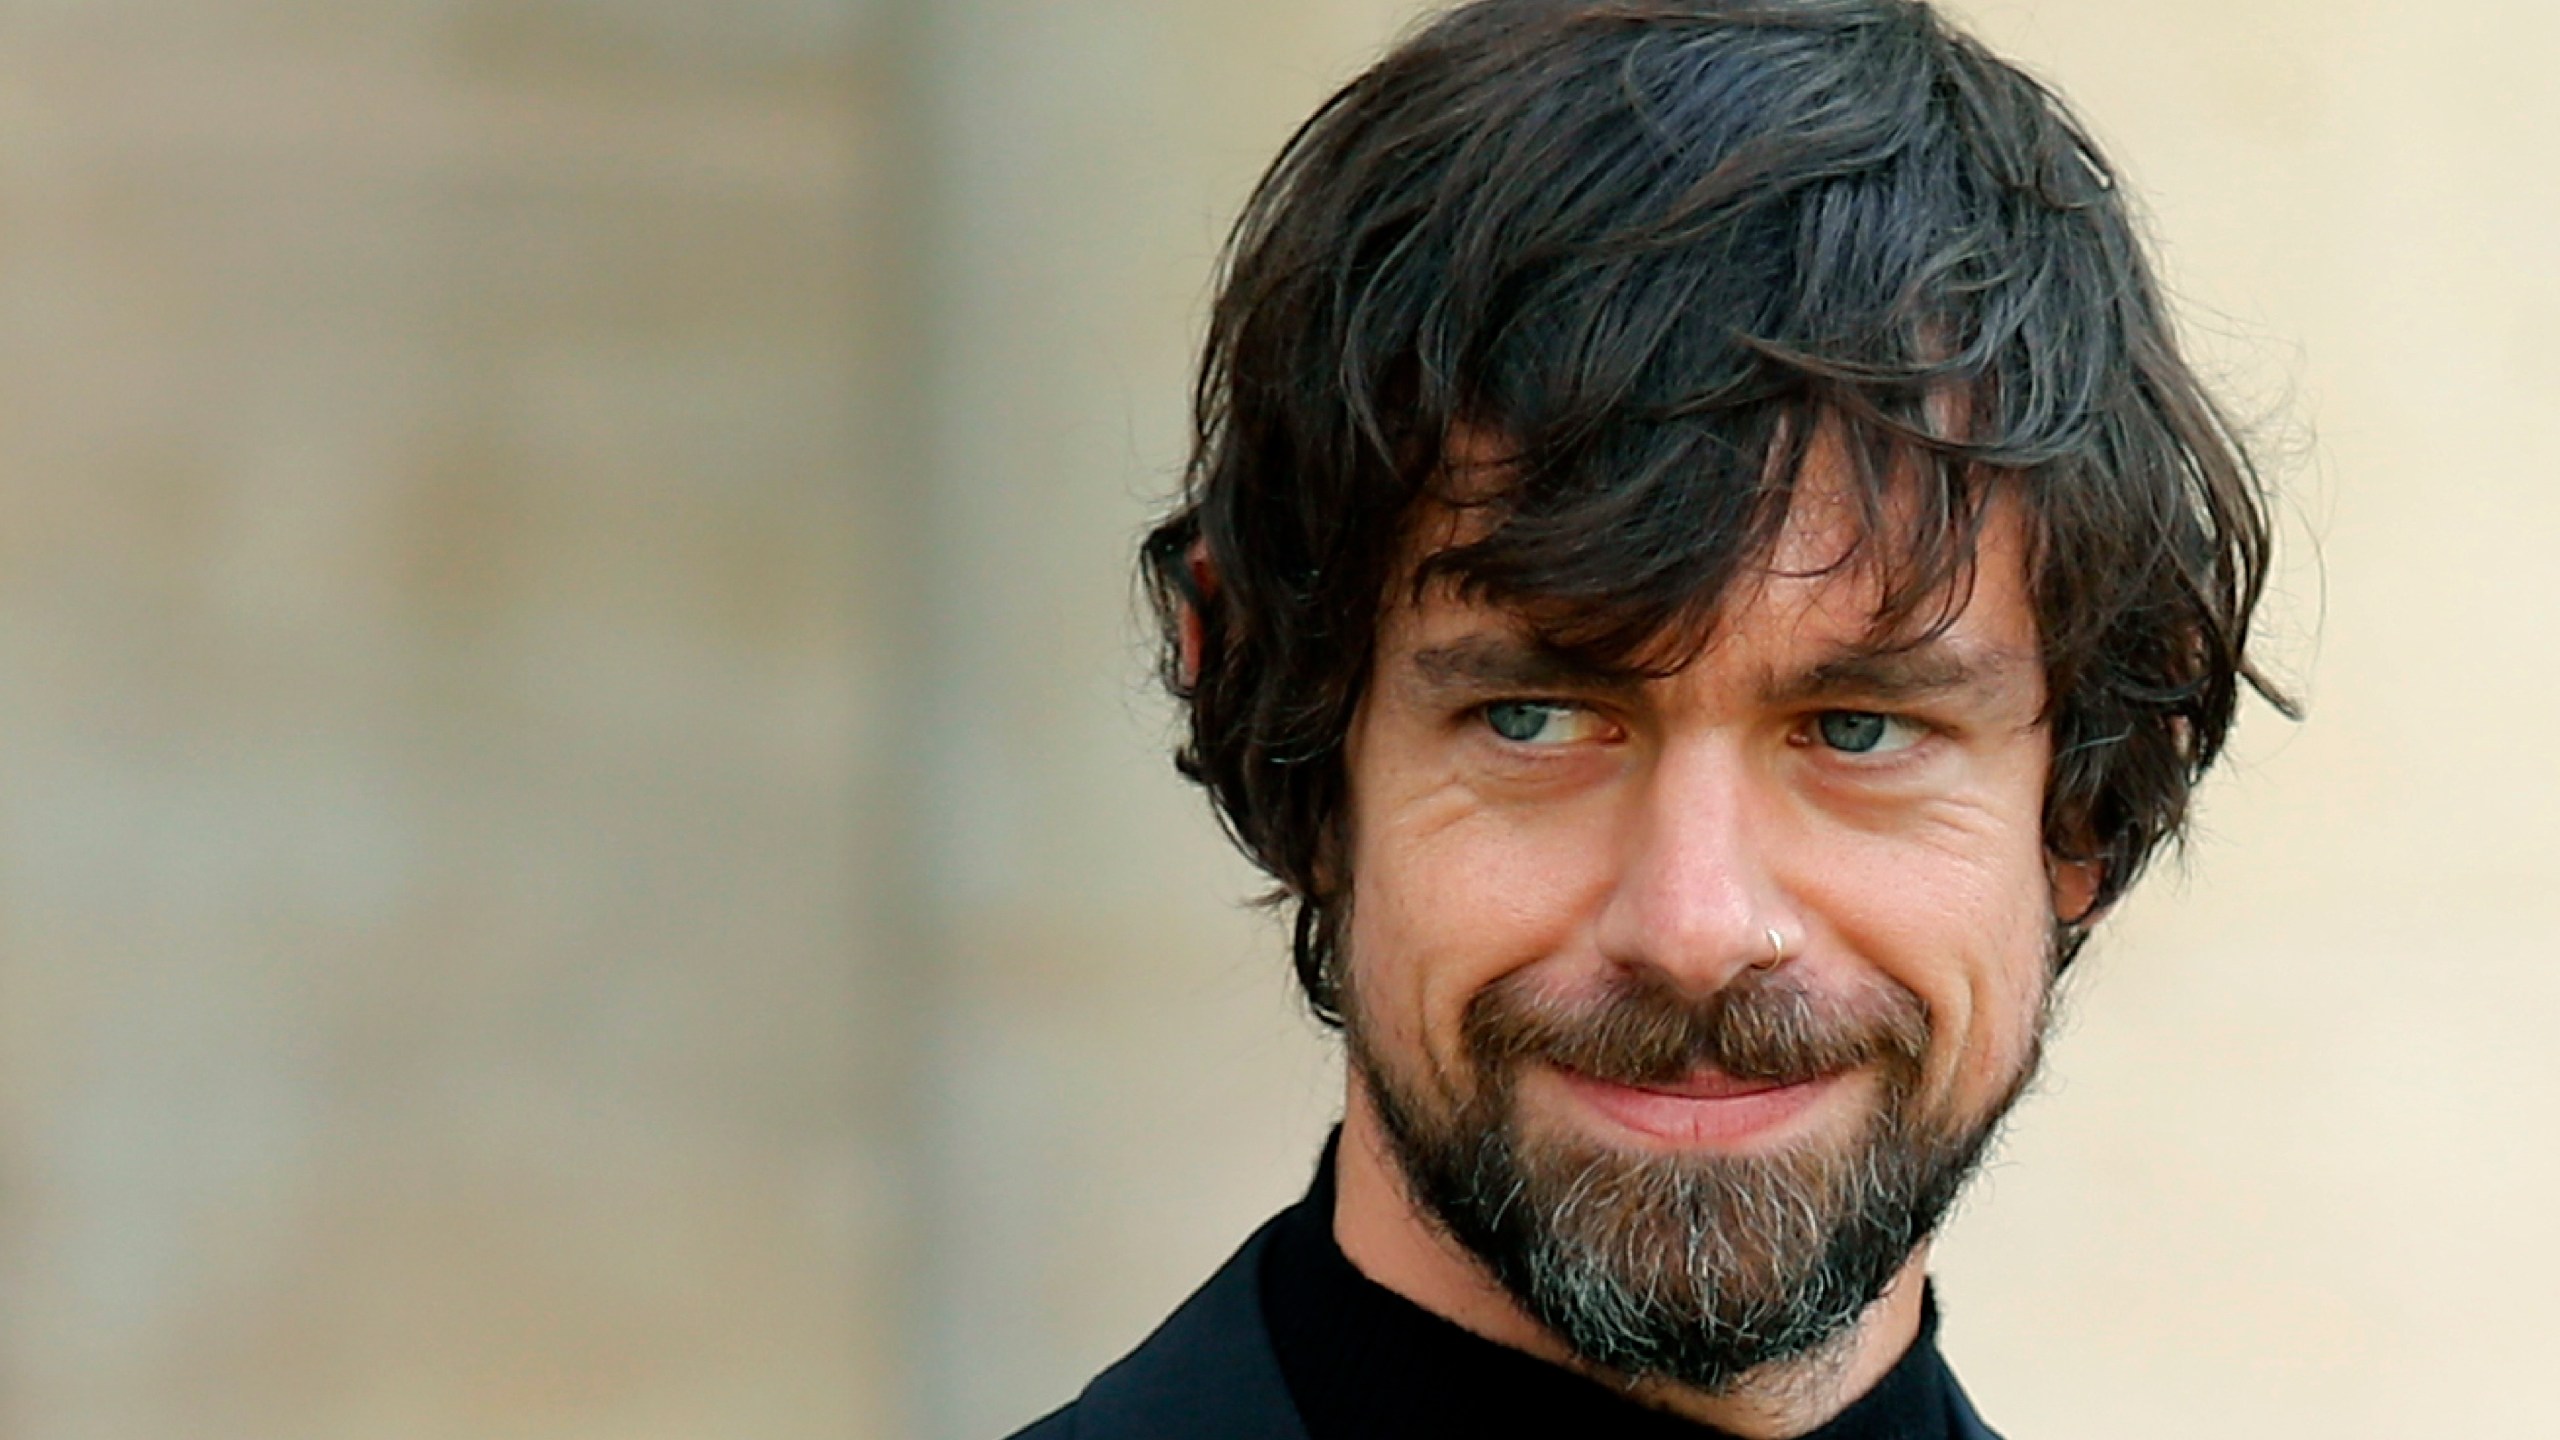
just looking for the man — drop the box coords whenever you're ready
[1020,1,2287,1435]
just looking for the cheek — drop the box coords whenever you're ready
[1344,775,1614,1084]
[1791,802,2055,1101]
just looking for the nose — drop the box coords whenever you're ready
[1591,737,1794,995]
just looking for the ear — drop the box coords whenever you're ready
[2049,854,2104,929]
[1175,537,1219,690]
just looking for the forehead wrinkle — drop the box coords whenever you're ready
[1387,415,2023,688]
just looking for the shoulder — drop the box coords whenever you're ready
[1945,1367,2005,1440]
[1001,1215,1308,1440]
[1007,1404,1079,1440]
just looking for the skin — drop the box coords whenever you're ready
[1326,451,2100,1437]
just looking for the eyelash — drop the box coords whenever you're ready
[1468,700,1938,764]
[1475,698,1616,747]
[1793,709,1934,759]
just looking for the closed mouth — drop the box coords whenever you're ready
[1546,1062,1844,1149]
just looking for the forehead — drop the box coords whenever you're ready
[1388,427,2042,685]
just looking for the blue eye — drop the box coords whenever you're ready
[1814,710,1921,755]
[1483,700,1595,745]
[1485,701,1561,743]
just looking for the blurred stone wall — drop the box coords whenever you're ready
[0,2,899,1436]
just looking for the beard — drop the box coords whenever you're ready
[1346,961,2043,1394]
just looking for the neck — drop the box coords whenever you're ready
[1330,1079,1930,1440]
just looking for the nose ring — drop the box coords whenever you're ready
[1759,926,1790,970]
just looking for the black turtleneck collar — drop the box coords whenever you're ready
[1260,1136,1971,1440]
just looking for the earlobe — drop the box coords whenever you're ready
[1176,538,1219,690]
[2049,855,2104,928]
[1177,603,1208,690]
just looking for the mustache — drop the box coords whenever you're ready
[1461,966,1931,1090]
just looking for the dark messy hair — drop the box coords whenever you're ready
[1144,0,2293,1022]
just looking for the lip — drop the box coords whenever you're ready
[1547,1063,1842,1149]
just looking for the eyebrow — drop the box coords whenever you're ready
[1405,634,1638,697]
[1402,630,2035,710]
[1759,638,2034,710]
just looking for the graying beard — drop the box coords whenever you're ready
[1354,1017,2030,1396]
[1485,1108,1985,1391]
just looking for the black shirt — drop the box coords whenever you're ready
[1259,1143,1972,1440]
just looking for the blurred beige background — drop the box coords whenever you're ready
[0,1,2551,1437]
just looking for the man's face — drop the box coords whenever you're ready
[1336,463,2086,1389]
